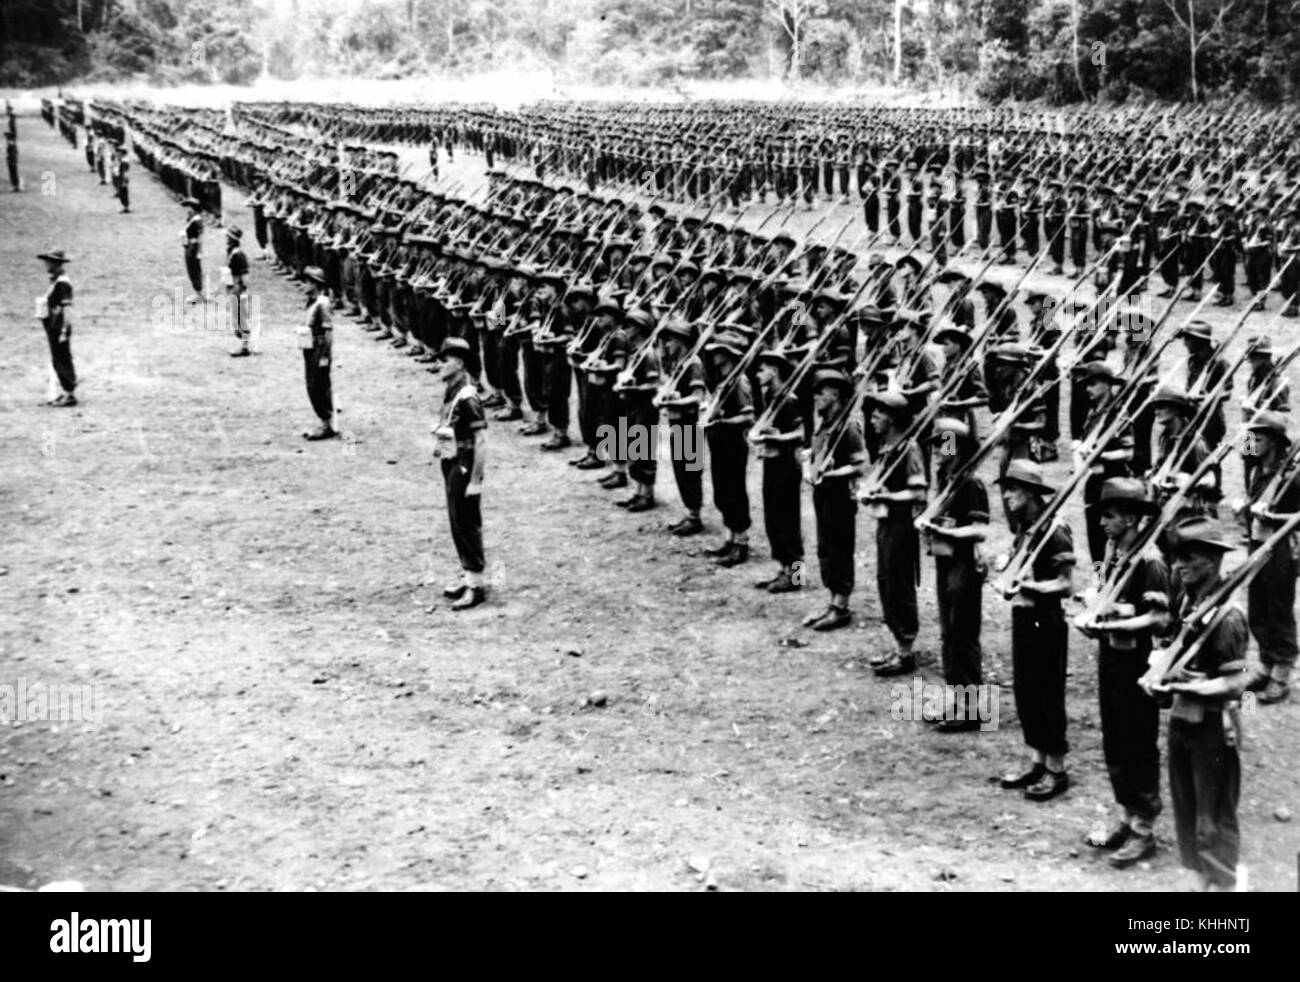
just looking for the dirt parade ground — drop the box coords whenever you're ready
[1,115,1298,893]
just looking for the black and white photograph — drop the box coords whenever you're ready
[1,0,1297,930]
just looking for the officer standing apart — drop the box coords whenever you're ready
[299,266,338,441]
[37,249,77,407]
[6,130,19,192]
[226,226,251,357]
[434,337,489,611]
[181,197,205,300]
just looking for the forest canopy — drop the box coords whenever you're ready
[2,0,1299,103]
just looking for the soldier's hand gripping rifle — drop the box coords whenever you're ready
[1139,508,1300,694]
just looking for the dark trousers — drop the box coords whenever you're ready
[1245,250,1271,298]
[1213,250,1236,299]
[950,202,966,248]
[1022,212,1040,255]
[1084,471,1108,563]
[1046,220,1065,266]
[1069,377,1089,440]
[1168,722,1239,888]
[762,453,803,567]
[976,207,992,249]
[544,350,570,430]
[670,421,703,513]
[1099,644,1162,823]
[522,342,548,415]
[604,390,627,465]
[707,426,751,533]
[937,555,982,689]
[303,349,332,424]
[813,479,856,597]
[1011,604,1069,756]
[1157,246,1180,289]
[626,397,657,486]
[1069,226,1088,270]
[997,210,1017,260]
[185,253,203,294]
[496,333,523,406]
[863,194,879,233]
[1247,541,1299,670]
[1043,374,1061,441]
[877,515,919,646]
[43,319,76,393]
[441,458,485,573]
[581,381,607,450]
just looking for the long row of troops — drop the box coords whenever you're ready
[238,99,1300,312]
[36,96,1300,891]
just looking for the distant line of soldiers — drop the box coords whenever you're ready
[55,95,1300,890]
[237,99,1300,317]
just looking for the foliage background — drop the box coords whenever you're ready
[2,0,1298,102]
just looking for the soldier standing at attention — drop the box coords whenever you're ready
[701,332,755,567]
[38,250,77,407]
[862,391,927,676]
[433,337,489,611]
[917,417,990,730]
[1240,412,1299,705]
[1143,519,1260,891]
[804,369,866,632]
[655,319,707,537]
[226,227,251,357]
[181,197,206,300]
[5,130,18,192]
[752,350,805,594]
[113,145,130,213]
[299,267,338,441]
[1075,479,1170,868]
[997,460,1076,802]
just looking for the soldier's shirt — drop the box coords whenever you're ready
[185,216,203,258]
[933,473,989,561]
[666,355,706,423]
[713,374,754,424]
[1099,544,1170,652]
[1247,365,1290,413]
[1081,402,1134,474]
[905,345,942,418]
[876,434,928,519]
[228,247,249,283]
[760,390,803,459]
[301,294,332,349]
[45,273,73,330]
[947,362,989,436]
[1246,460,1300,543]
[438,375,487,470]
[1013,521,1074,611]
[1163,573,1250,745]
[813,410,866,484]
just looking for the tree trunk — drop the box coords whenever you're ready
[788,11,800,81]
[1071,0,1086,100]
[893,0,903,83]
[1188,0,1198,101]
